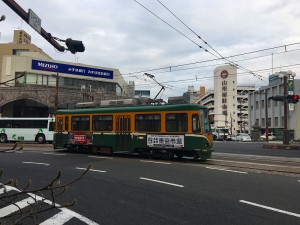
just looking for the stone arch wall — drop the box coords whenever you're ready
[0,85,124,113]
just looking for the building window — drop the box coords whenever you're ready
[256,101,259,108]
[256,119,259,125]
[251,106,253,110]
[275,117,278,127]
[262,118,265,126]
[261,100,265,108]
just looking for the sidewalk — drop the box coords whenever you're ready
[262,141,300,150]
[0,143,54,152]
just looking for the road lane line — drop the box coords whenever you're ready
[213,159,300,169]
[206,166,248,174]
[140,160,171,165]
[239,200,300,218]
[43,153,67,156]
[22,161,50,166]
[140,177,184,188]
[76,167,106,173]
[88,155,113,160]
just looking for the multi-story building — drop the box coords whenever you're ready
[198,65,256,135]
[248,72,300,141]
[0,30,134,117]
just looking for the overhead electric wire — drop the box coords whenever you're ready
[125,47,300,80]
[122,42,300,77]
[133,1,221,59]
[154,0,266,81]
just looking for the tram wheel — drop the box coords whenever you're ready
[176,151,183,159]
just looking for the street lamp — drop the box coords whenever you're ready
[274,70,297,145]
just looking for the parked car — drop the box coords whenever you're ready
[236,133,252,142]
[231,135,238,141]
[260,133,276,141]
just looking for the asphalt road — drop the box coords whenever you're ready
[0,146,300,225]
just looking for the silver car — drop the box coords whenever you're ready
[260,133,276,141]
[236,133,252,142]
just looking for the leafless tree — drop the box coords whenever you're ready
[0,164,91,225]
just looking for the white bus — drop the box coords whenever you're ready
[0,117,55,143]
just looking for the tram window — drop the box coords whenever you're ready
[57,118,63,131]
[199,109,211,134]
[92,115,113,131]
[166,113,187,132]
[192,114,201,133]
[65,116,69,131]
[71,116,90,131]
[135,114,161,132]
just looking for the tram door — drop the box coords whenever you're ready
[115,115,131,152]
[55,117,64,147]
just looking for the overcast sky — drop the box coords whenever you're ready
[1,0,300,100]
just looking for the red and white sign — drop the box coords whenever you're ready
[220,70,229,79]
[74,134,87,143]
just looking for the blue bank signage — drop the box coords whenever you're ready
[31,60,113,79]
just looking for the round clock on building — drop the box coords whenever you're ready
[220,70,228,79]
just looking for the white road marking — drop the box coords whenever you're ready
[213,159,300,169]
[206,166,248,174]
[239,200,300,218]
[140,160,171,165]
[22,161,50,166]
[88,155,113,160]
[140,177,184,188]
[0,197,36,217]
[43,153,67,156]
[39,210,75,225]
[0,184,99,225]
[76,167,106,173]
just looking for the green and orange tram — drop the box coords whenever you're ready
[53,103,214,160]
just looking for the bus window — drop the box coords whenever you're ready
[192,114,201,133]
[49,121,55,131]
[135,114,161,132]
[166,113,187,132]
[93,115,113,131]
[71,116,90,131]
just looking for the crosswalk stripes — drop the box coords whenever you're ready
[0,184,99,225]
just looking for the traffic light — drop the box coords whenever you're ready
[268,95,285,101]
[287,94,299,104]
[65,38,85,54]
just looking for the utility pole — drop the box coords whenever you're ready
[265,91,269,142]
[54,73,59,115]
[283,75,289,145]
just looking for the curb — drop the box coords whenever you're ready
[262,144,300,150]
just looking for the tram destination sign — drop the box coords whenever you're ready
[31,60,113,79]
[147,134,184,148]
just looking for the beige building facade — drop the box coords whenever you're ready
[0,29,134,117]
